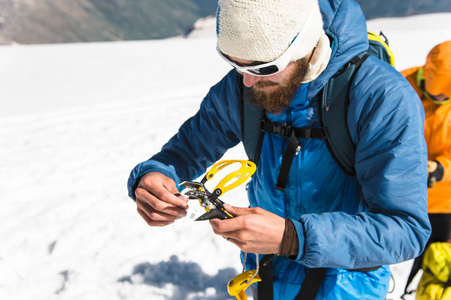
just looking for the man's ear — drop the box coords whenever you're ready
[301,33,331,83]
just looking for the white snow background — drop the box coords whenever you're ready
[0,12,450,300]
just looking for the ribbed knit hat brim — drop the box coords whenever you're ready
[217,0,324,62]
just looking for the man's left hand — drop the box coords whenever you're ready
[209,204,285,254]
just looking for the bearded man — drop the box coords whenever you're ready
[127,0,430,299]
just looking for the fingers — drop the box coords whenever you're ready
[209,209,259,238]
[139,173,188,209]
[207,206,256,244]
[212,221,257,253]
[223,203,257,217]
[137,192,187,219]
[222,204,241,217]
[210,206,262,231]
[209,207,286,254]
[223,236,243,248]
[136,187,187,216]
[214,225,245,247]
[209,218,236,234]
[137,205,176,227]
[135,172,189,226]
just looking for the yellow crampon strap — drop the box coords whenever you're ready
[227,253,262,300]
[227,270,262,300]
[202,160,256,195]
[197,160,256,213]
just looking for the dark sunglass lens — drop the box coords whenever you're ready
[250,65,279,75]
[427,91,449,101]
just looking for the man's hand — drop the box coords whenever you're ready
[209,204,285,254]
[135,172,189,226]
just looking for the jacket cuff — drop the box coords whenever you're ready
[127,160,180,200]
[279,219,298,257]
[288,219,305,262]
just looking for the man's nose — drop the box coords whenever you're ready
[242,73,261,88]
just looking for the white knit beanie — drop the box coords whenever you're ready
[217,0,324,62]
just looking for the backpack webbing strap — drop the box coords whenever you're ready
[318,53,370,176]
[257,255,275,300]
[295,268,327,300]
[276,131,301,191]
[259,120,329,140]
[257,260,326,300]
[243,53,371,190]
[258,120,329,191]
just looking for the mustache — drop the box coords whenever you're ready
[247,58,309,114]
[253,81,279,88]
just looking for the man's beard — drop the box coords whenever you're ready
[247,58,309,114]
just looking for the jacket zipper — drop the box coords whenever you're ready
[427,104,439,149]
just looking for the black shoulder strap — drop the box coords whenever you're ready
[241,52,370,188]
[257,255,275,300]
[318,53,370,175]
[295,268,327,300]
[257,253,326,300]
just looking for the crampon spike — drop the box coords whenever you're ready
[195,208,232,221]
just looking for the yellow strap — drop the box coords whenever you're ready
[367,31,395,67]
[227,270,262,299]
[204,160,256,196]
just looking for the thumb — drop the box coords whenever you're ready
[223,203,249,217]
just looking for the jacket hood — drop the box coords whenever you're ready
[424,40,451,98]
[308,0,369,97]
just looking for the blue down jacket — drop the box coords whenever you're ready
[128,0,431,298]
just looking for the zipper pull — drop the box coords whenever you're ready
[295,144,302,156]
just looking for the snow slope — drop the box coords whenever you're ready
[0,12,450,300]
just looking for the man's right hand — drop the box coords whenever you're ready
[135,172,189,226]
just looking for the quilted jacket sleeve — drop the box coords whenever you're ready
[128,70,243,200]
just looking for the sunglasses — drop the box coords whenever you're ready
[424,90,449,102]
[419,80,450,103]
[217,12,311,77]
